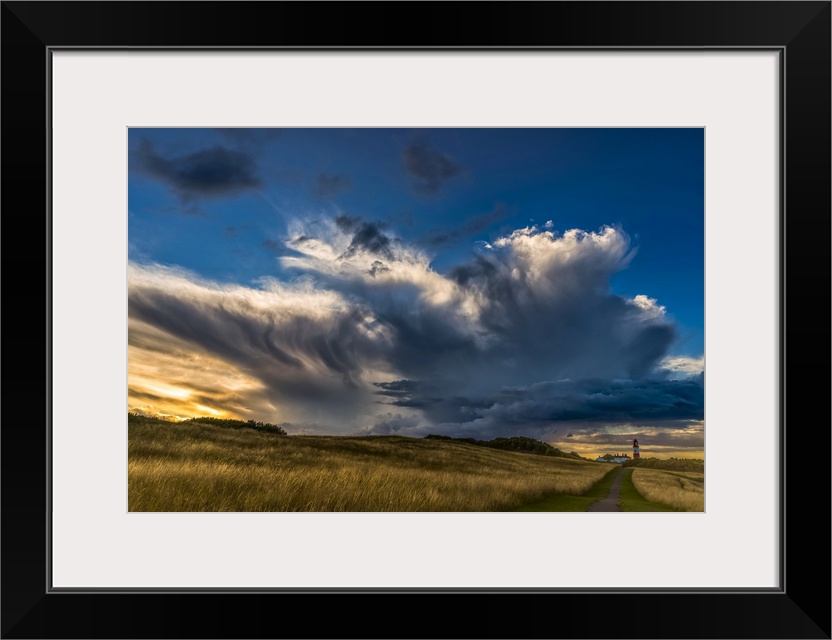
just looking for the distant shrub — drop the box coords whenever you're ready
[128,413,288,436]
[184,416,288,436]
[424,434,576,458]
[487,437,559,456]
[128,412,177,425]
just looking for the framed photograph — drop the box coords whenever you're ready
[3,2,829,638]
[125,124,707,517]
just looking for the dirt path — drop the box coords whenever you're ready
[587,467,623,512]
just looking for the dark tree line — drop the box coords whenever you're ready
[424,434,583,459]
[128,412,288,436]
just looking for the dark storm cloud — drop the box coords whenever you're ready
[370,377,702,435]
[334,215,361,232]
[365,413,422,435]
[312,174,352,197]
[480,378,704,424]
[421,204,508,247]
[341,221,396,261]
[402,139,465,195]
[134,139,261,201]
[373,379,424,398]
[379,312,480,382]
[332,215,398,261]
[374,380,496,423]
[373,380,442,407]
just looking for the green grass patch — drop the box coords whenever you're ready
[618,469,681,512]
[513,465,621,512]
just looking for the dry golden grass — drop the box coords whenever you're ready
[129,422,610,512]
[631,468,704,512]
[664,470,704,481]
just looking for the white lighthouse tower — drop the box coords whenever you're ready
[633,438,640,459]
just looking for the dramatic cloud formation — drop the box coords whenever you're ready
[128,127,705,457]
[128,263,397,426]
[134,140,261,202]
[471,378,703,425]
[128,219,701,449]
[402,139,465,195]
[370,376,703,440]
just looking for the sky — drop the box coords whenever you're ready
[128,128,704,459]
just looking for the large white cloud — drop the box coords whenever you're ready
[128,220,698,438]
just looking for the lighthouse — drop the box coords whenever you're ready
[633,439,640,459]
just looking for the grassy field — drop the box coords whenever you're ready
[514,465,620,511]
[129,417,612,512]
[630,468,704,512]
[618,469,680,512]
[652,470,705,483]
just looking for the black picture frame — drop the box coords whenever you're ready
[2,2,829,638]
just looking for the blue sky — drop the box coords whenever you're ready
[128,128,704,457]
